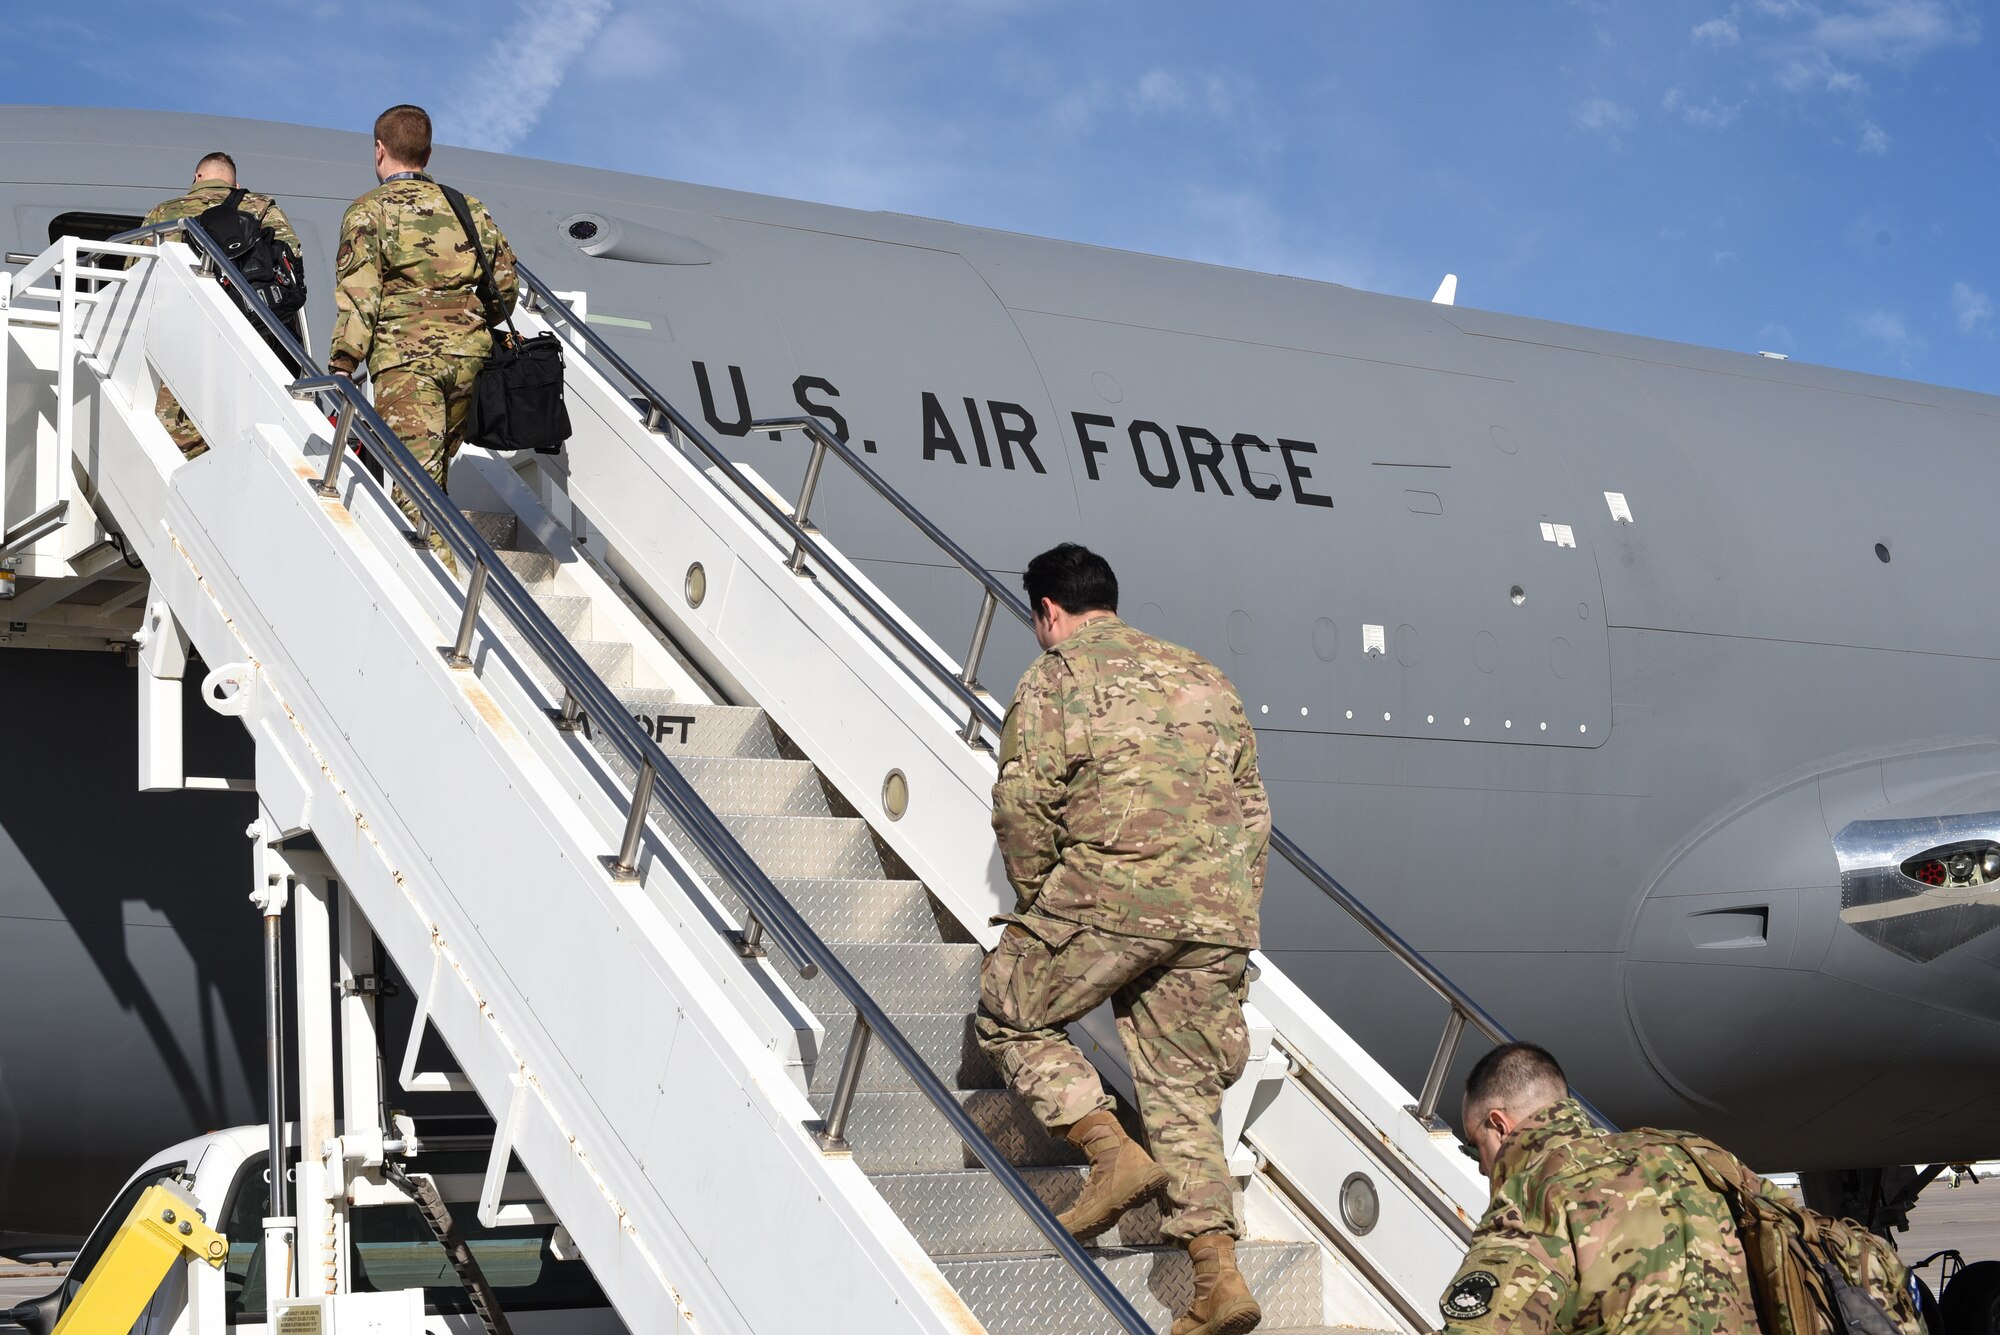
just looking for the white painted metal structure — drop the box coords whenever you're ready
[0,220,1510,1333]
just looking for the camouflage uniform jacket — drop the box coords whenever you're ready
[328,172,517,377]
[134,179,301,260]
[1441,1099,1777,1335]
[992,614,1270,947]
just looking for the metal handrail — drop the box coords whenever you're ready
[514,277,1017,746]
[95,219,1153,1334]
[519,263,1618,1138]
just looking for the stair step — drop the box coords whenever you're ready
[586,697,791,759]
[782,941,982,1015]
[872,1167,1241,1254]
[460,509,519,550]
[502,629,631,689]
[835,1089,1078,1172]
[496,547,559,590]
[937,1240,1325,1334]
[810,1012,996,1097]
[707,813,890,880]
[702,877,970,946]
[530,591,593,640]
[671,755,841,817]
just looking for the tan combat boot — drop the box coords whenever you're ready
[1056,1110,1170,1241]
[1171,1232,1262,1335]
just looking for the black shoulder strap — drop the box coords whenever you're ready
[219,186,247,215]
[439,183,510,333]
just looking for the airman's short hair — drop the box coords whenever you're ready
[1024,543,1119,617]
[374,104,432,167]
[194,152,237,182]
[1464,1042,1567,1119]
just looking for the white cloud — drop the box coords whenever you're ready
[1131,69,1187,114]
[1811,0,1979,66]
[585,9,682,82]
[1694,17,1743,44]
[436,0,615,152]
[1857,119,1890,153]
[1664,88,1745,127]
[1952,281,1993,333]
[1575,97,1635,137]
[701,0,1042,45]
[1758,323,1798,352]
[1854,309,1918,360]
[1744,1,1977,105]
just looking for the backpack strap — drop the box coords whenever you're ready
[439,183,512,335]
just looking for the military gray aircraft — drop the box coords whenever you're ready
[3,104,1996,1239]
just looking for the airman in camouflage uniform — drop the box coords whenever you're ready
[329,105,516,544]
[1443,1043,1771,1335]
[976,543,1270,1335]
[133,153,302,460]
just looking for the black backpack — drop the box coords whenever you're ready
[196,187,306,320]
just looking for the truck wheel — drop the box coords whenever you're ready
[1943,1261,2000,1335]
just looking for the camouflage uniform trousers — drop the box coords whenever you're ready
[155,385,207,460]
[372,353,483,566]
[975,910,1250,1241]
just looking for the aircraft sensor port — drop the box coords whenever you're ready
[1899,842,2000,890]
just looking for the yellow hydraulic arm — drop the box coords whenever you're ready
[52,1182,227,1335]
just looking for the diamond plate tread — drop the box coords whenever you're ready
[871,1168,1244,1254]
[496,547,558,589]
[501,628,631,688]
[668,756,839,817]
[779,941,982,1015]
[587,699,791,759]
[936,1241,1323,1334]
[460,509,519,549]
[707,813,890,880]
[835,1089,1080,1172]
[529,592,594,640]
[697,877,972,946]
[810,1012,998,1096]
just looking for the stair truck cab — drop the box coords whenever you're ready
[6,1125,625,1334]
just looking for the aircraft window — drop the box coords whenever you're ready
[48,211,146,246]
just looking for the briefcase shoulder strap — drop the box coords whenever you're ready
[438,183,513,336]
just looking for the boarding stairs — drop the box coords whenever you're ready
[0,220,1579,1333]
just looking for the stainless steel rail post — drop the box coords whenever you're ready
[308,398,356,499]
[605,762,658,882]
[958,591,998,744]
[787,438,830,574]
[442,560,490,669]
[1414,1006,1470,1127]
[817,1016,874,1153]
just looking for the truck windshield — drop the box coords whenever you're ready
[221,1150,608,1322]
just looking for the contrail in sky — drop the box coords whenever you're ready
[437,0,615,153]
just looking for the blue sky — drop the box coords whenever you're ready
[9,0,1994,392]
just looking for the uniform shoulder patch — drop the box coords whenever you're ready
[1442,1270,1498,1321]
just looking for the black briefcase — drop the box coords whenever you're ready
[466,329,571,454]
[441,183,571,455]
